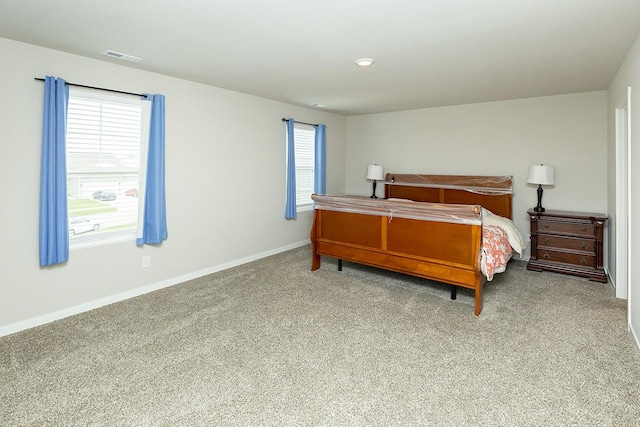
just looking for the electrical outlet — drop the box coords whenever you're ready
[142,255,151,268]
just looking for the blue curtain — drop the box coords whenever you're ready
[136,94,168,246]
[285,118,297,219]
[314,124,326,194]
[39,76,69,266]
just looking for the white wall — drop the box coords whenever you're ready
[345,92,609,261]
[608,33,640,348]
[0,38,346,335]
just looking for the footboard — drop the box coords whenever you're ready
[310,195,486,315]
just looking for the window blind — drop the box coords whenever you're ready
[66,89,142,245]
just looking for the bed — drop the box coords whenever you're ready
[309,174,524,316]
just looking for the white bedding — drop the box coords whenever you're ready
[482,208,525,255]
[480,209,525,280]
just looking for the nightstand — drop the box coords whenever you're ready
[527,209,607,282]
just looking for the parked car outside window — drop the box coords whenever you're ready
[69,217,100,236]
[125,188,138,197]
[92,190,117,201]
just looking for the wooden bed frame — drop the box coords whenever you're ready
[309,174,513,316]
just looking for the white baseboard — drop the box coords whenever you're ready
[0,240,310,337]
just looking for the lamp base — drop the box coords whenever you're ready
[534,184,545,212]
[370,180,378,199]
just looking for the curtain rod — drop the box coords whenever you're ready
[281,117,318,127]
[34,77,144,98]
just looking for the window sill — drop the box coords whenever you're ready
[297,204,313,213]
[70,231,136,250]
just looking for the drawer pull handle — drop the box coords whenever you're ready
[544,224,549,228]
[580,258,587,265]
[580,242,587,250]
[544,239,550,245]
[543,253,550,259]
[582,227,587,232]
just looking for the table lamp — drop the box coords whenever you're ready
[367,164,384,198]
[527,164,555,212]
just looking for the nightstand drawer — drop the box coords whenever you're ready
[536,249,595,268]
[538,235,594,252]
[538,220,594,237]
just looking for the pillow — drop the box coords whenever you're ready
[481,208,525,255]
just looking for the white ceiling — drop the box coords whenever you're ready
[1,0,640,116]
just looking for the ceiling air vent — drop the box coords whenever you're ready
[102,50,142,63]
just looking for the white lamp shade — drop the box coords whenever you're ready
[367,164,384,181]
[527,165,555,186]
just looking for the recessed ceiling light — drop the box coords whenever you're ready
[355,58,374,67]
[102,50,142,63]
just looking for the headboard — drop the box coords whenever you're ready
[384,174,513,219]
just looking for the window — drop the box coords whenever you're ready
[293,125,315,210]
[66,88,145,246]
[286,124,315,211]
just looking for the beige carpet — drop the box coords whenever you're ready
[1,245,639,426]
